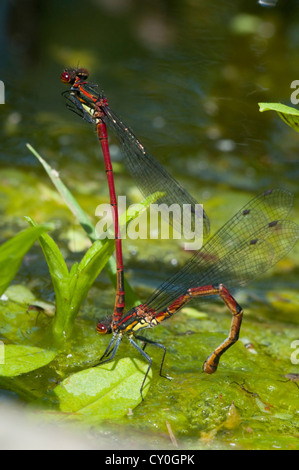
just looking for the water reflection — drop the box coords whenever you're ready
[258,0,278,7]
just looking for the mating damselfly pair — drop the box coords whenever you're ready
[61,68,299,399]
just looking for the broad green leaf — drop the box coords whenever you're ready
[258,102,299,134]
[69,239,115,313]
[25,217,73,339]
[53,238,115,337]
[0,224,51,296]
[53,357,152,420]
[0,344,56,377]
[4,284,37,305]
[25,217,71,317]
[25,217,69,279]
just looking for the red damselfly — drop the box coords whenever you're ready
[94,188,298,399]
[61,68,210,323]
[61,68,125,322]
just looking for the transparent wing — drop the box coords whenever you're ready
[103,105,210,240]
[146,188,299,312]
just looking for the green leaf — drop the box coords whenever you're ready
[53,358,152,420]
[57,238,116,336]
[258,102,299,134]
[70,239,114,308]
[0,344,56,377]
[25,217,70,293]
[25,217,69,279]
[25,217,73,339]
[0,224,51,296]
[4,284,37,305]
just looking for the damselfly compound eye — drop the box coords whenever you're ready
[96,322,109,334]
[60,70,73,84]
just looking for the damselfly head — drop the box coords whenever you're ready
[96,316,113,335]
[61,68,89,85]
